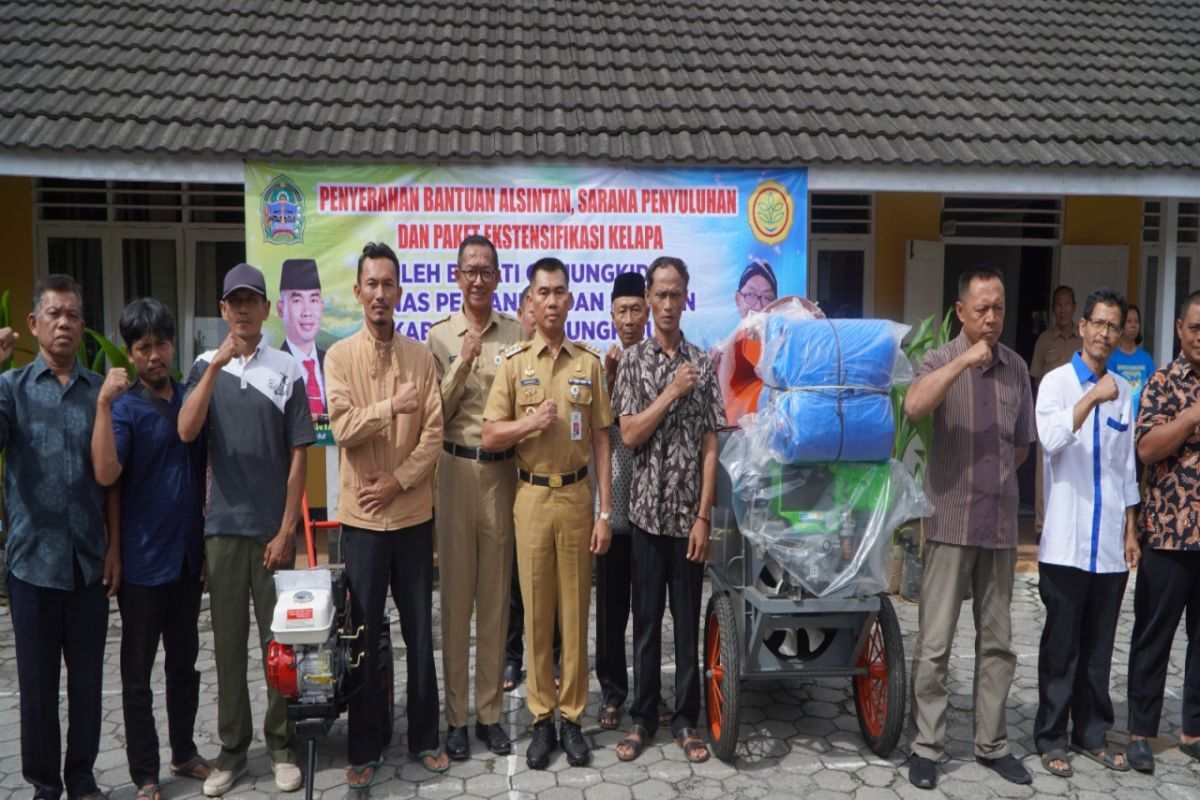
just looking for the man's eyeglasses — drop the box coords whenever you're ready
[460,269,498,283]
[738,290,777,309]
[1086,318,1122,336]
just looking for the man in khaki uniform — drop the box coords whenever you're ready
[427,235,524,759]
[1030,285,1082,534]
[483,257,613,770]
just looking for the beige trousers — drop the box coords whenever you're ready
[908,541,1017,761]
[513,479,593,725]
[436,451,515,727]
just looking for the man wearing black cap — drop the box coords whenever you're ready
[178,263,316,796]
[733,258,779,318]
[277,258,327,415]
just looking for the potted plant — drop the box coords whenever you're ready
[889,307,954,600]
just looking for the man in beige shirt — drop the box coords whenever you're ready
[427,235,524,759]
[1030,285,1083,533]
[325,242,447,787]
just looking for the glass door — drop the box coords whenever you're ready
[183,229,246,369]
[809,239,874,318]
[119,231,183,371]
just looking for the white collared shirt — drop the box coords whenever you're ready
[1037,353,1139,573]
[285,336,325,400]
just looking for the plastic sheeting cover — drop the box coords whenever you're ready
[720,432,932,597]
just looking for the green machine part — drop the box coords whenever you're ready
[767,462,893,533]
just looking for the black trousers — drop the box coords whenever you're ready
[630,526,703,736]
[1128,547,1200,737]
[8,569,109,800]
[595,533,632,708]
[1034,562,1127,753]
[343,521,439,763]
[505,550,560,669]
[117,565,204,786]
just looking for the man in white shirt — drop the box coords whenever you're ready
[277,258,326,414]
[1034,287,1141,779]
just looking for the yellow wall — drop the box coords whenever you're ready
[1062,196,1142,300]
[0,177,35,365]
[873,192,943,320]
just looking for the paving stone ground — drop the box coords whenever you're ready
[1,571,1198,800]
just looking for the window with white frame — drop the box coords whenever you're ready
[34,179,245,369]
[809,193,874,318]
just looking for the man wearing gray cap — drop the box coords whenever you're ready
[277,258,327,415]
[178,263,316,796]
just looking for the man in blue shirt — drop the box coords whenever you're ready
[0,274,117,800]
[91,298,211,800]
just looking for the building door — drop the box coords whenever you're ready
[809,239,874,318]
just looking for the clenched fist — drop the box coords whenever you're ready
[460,331,482,367]
[1092,373,1119,404]
[529,398,558,432]
[668,362,699,399]
[0,327,18,363]
[99,367,131,404]
[391,381,420,415]
[960,339,992,370]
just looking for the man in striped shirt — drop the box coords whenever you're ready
[902,267,1036,790]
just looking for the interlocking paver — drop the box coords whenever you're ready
[1,571,1199,798]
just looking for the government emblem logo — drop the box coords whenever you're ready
[261,174,306,244]
[747,180,795,246]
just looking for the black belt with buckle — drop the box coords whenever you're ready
[443,441,515,463]
[517,466,588,488]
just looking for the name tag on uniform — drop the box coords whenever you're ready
[568,378,592,386]
[521,377,540,386]
[570,410,583,441]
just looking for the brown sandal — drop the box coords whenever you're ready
[616,724,650,762]
[674,727,710,763]
[169,754,213,780]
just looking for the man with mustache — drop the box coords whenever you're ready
[427,235,523,759]
[178,263,315,796]
[325,242,447,788]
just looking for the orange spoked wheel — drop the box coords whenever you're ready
[703,592,741,761]
[853,593,906,756]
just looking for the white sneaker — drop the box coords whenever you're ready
[274,762,303,792]
[202,766,247,797]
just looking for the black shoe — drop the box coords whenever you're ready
[559,720,590,767]
[503,662,521,692]
[1126,738,1155,773]
[908,755,937,789]
[446,725,470,760]
[526,720,557,770]
[476,722,512,755]
[976,753,1032,784]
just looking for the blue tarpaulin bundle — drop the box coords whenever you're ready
[758,317,900,462]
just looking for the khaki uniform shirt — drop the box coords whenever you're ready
[427,309,524,447]
[1030,326,1082,379]
[483,332,613,475]
[324,326,444,531]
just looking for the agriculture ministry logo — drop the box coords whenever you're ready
[747,180,795,245]
[260,174,305,245]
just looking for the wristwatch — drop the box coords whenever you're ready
[599,511,611,522]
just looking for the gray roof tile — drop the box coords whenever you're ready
[0,0,1198,170]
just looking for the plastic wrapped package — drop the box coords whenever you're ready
[757,317,913,392]
[761,388,894,462]
[720,431,931,597]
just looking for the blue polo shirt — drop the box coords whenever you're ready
[0,354,105,590]
[112,379,205,585]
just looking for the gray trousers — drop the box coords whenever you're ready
[908,541,1017,761]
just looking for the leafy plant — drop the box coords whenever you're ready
[78,328,136,378]
[890,307,954,558]
[891,307,954,484]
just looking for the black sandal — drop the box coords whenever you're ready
[502,662,521,692]
[616,724,650,762]
[658,699,672,727]
[598,704,621,730]
[674,727,710,763]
